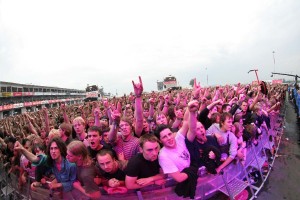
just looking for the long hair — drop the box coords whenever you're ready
[46,137,67,166]
[59,123,72,137]
[67,140,92,166]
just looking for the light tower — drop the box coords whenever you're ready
[272,51,276,76]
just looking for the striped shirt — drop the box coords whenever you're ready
[113,135,140,160]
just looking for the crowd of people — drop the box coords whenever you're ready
[0,76,287,199]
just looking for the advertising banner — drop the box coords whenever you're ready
[13,92,22,97]
[2,92,12,97]
[24,102,33,107]
[32,101,41,106]
[272,79,283,84]
[41,100,49,104]
[3,104,13,110]
[86,91,98,98]
[23,92,34,96]
[13,103,24,108]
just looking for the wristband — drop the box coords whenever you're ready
[113,123,119,129]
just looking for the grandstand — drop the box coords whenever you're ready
[0,81,85,119]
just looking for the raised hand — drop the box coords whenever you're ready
[164,94,169,104]
[188,100,199,113]
[42,107,48,114]
[148,98,155,105]
[14,141,24,151]
[60,103,66,111]
[132,76,143,97]
[93,107,101,118]
[193,78,201,99]
[111,110,121,125]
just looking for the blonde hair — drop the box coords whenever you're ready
[48,129,61,141]
[73,116,86,126]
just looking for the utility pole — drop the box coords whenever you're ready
[205,67,208,86]
[272,51,276,75]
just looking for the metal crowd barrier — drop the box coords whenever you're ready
[0,163,29,200]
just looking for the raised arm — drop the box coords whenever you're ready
[0,137,7,149]
[171,107,184,131]
[60,103,70,124]
[249,88,260,111]
[207,99,223,111]
[117,101,122,114]
[25,114,39,135]
[14,141,40,163]
[148,97,155,120]
[212,87,221,102]
[191,78,201,101]
[267,102,281,113]
[108,110,121,143]
[102,99,112,125]
[186,100,199,142]
[161,94,170,116]
[93,107,101,127]
[42,108,50,133]
[132,76,144,137]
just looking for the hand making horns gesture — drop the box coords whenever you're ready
[193,78,201,98]
[132,76,143,97]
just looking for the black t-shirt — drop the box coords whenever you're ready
[185,135,219,167]
[4,147,14,163]
[65,137,74,146]
[99,166,126,181]
[242,111,252,125]
[197,107,212,130]
[251,113,264,128]
[125,153,160,179]
[88,144,116,162]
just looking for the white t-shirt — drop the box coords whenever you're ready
[158,132,190,174]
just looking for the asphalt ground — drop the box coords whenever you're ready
[258,96,300,200]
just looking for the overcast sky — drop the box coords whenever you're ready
[1,0,299,95]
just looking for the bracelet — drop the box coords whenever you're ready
[113,122,119,128]
[33,182,42,187]
[147,117,154,122]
